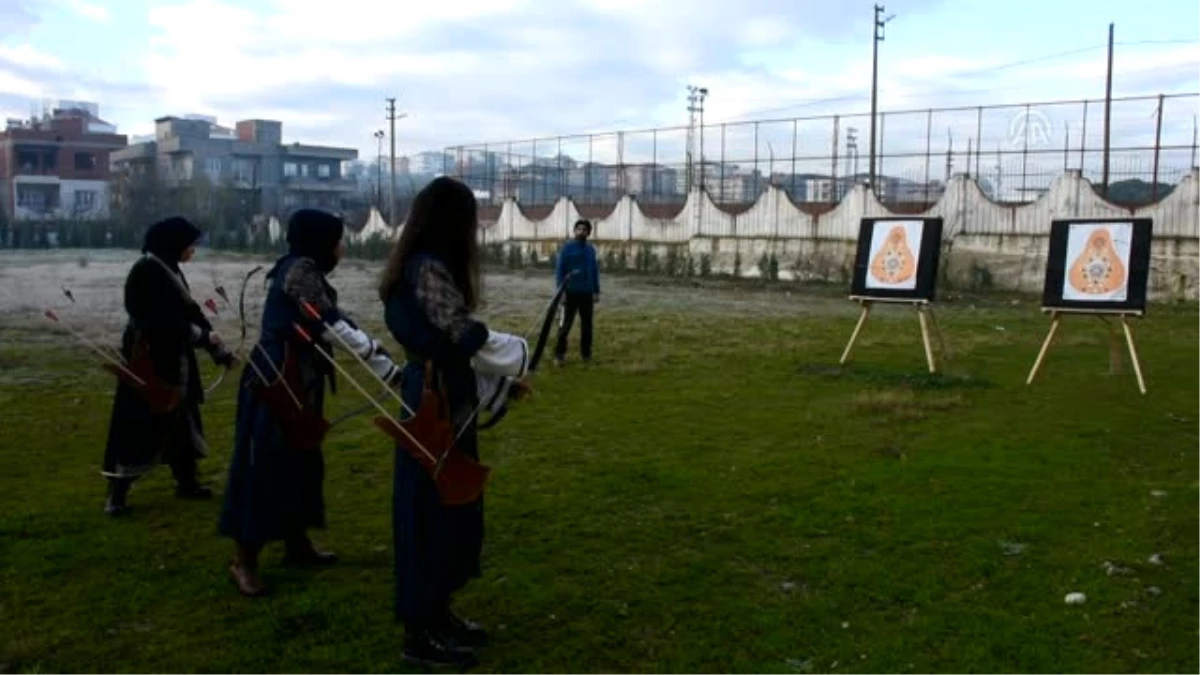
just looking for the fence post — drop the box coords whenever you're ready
[878,113,886,189]
[753,122,760,199]
[1020,103,1030,199]
[482,143,490,204]
[791,118,798,199]
[720,124,727,203]
[557,137,563,203]
[531,139,538,204]
[651,129,658,202]
[1080,101,1088,175]
[1063,123,1069,171]
[975,106,983,178]
[1152,93,1164,200]
[506,142,513,200]
[1192,115,1198,170]
[831,114,840,201]
[586,135,594,203]
[924,109,933,202]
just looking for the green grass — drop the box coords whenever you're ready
[1,294,1196,673]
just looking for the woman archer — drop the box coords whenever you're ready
[218,208,403,597]
[102,216,237,516]
[379,176,533,668]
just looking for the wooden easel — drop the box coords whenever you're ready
[1025,308,1147,394]
[840,296,947,374]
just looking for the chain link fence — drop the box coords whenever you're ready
[445,92,1198,209]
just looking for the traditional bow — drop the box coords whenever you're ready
[203,266,263,395]
[471,270,577,432]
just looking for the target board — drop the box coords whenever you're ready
[841,217,947,373]
[1027,218,1154,394]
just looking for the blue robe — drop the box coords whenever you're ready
[217,254,339,544]
[385,252,523,624]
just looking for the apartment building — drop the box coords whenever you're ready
[0,101,128,220]
[110,116,358,214]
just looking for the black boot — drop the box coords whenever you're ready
[105,478,132,516]
[437,609,488,648]
[282,535,337,567]
[175,483,213,499]
[402,624,478,669]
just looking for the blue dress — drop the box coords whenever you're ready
[384,252,502,624]
[217,254,341,545]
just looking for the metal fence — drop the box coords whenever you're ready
[444,92,1199,208]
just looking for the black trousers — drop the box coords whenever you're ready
[554,292,594,360]
[108,451,199,498]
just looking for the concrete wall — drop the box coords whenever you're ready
[469,169,1199,301]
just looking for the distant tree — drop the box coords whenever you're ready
[1105,178,1176,207]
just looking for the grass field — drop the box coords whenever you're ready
[0,255,1197,673]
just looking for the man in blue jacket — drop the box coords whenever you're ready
[553,218,600,366]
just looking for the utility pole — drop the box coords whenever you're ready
[1100,23,1114,197]
[686,85,708,193]
[386,97,397,224]
[686,87,700,193]
[846,127,859,180]
[374,129,384,208]
[868,5,895,193]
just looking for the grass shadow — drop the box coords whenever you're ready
[795,362,994,390]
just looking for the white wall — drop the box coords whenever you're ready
[412,170,1200,300]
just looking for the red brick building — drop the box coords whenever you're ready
[0,102,128,221]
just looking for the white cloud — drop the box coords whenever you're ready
[61,0,110,22]
[0,70,42,98]
[0,0,1194,173]
[0,43,63,70]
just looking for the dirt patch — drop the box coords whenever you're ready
[0,249,860,341]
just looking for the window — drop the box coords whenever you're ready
[317,164,331,178]
[73,190,97,213]
[205,157,222,180]
[300,163,310,178]
[282,193,300,209]
[74,152,97,171]
[231,158,255,183]
[283,162,298,177]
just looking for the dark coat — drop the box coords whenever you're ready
[384,251,491,623]
[102,254,215,477]
[217,254,338,545]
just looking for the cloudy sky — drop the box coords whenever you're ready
[0,0,1196,172]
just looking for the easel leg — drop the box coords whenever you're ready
[917,306,937,374]
[1121,317,1148,395]
[1026,313,1061,385]
[840,302,872,365]
[926,306,950,364]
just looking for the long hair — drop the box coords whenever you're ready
[378,176,480,308]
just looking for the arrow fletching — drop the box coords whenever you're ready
[293,322,313,344]
[300,300,321,320]
[44,309,59,322]
[204,298,219,315]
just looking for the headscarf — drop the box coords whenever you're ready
[142,216,202,271]
[286,208,345,274]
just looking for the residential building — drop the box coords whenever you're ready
[110,116,358,214]
[410,150,452,175]
[0,101,127,220]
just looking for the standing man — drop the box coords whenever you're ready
[553,218,600,366]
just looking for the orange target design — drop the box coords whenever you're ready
[868,225,917,285]
[1067,228,1127,295]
